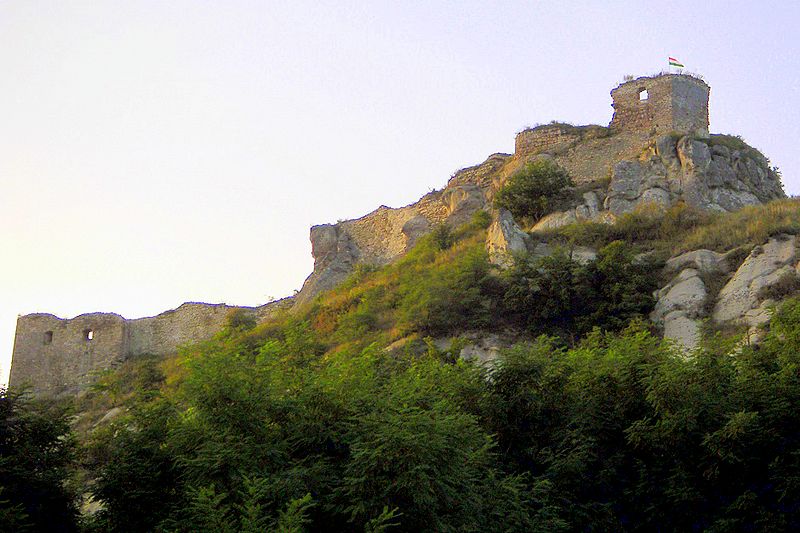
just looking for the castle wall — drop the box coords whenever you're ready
[609,74,709,136]
[10,313,127,396]
[127,303,248,357]
[514,124,581,157]
[671,77,709,136]
[10,301,290,397]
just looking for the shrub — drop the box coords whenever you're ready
[0,388,80,531]
[756,271,800,302]
[494,160,574,222]
[226,309,257,332]
[501,242,658,340]
[430,223,454,250]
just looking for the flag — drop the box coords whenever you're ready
[669,57,684,68]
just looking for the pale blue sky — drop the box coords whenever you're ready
[2,1,799,383]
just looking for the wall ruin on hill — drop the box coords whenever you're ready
[10,300,290,397]
[10,72,785,397]
[609,74,710,137]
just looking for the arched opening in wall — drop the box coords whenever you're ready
[84,329,94,341]
[639,88,649,101]
[43,331,53,345]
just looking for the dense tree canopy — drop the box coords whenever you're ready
[0,388,79,532]
[7,212,800,531]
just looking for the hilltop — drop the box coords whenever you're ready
[7,72,800,531]
[8,73,787,397]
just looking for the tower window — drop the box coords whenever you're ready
[639,88,649,101]
[84,329,94,341]
[43,331,53,345]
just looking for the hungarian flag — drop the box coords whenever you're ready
[669,57,684,68]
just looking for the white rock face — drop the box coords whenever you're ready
[663,312,702,352]
[486,209,530,266]
[665,249,729,275]
[531,210,578,231]
[713,235,798,324]
[459,334,503,365]
[651,267,707,351]
[531,190,611,232]
[653,269,707,319]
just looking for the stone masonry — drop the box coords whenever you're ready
[10,300,289,397]
[609,74,710,137]
[10,72,786,395]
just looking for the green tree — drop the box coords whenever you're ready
[493,160,574,222]
[0,387,79,532]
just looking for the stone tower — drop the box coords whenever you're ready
[609,73,710,137]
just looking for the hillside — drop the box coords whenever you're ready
[32,199,800,531]
[5,73,800,531]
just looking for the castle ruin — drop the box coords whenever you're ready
[10,73,785,396]
[10,301,289,397]
[609,73,710,137]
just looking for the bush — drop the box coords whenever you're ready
[501,242,658,340]
[494,160,574,223]
[0,388,80,531]
[540,202,712,253]
[756,271,800,302]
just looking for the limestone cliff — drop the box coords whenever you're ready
[296,77,782,309]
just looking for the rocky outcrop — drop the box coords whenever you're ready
[530,190,613,232]
[605,135,784,216]
[294,155,508,307]
[651,249,730,351]
[458,334,503,365]
[293,224,361,309]
[713,235,800,328]
[486,209,530,266]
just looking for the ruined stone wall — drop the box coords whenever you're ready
[10,300,289,397]
[127,303,265,357]
[293,154,508,310]
[10,313,127,396]
[609,74,709,136]
[514,124,581,157]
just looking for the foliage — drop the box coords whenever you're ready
[430,223,454,250]
[54,198,800,531]
[76,286,800,531]
[502,241,658,340]
[225,308,257,332]
[680,199,800,253]
[537,199,800,258]
[0,388,79,532]
[494,160,574,222]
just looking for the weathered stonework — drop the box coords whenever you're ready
[10,300,290,397]
[609,74,710,137]
[514,124,583,157]
[293,154,507,310]
[10,72,789,394]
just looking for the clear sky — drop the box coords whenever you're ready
[2,1,799,384]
